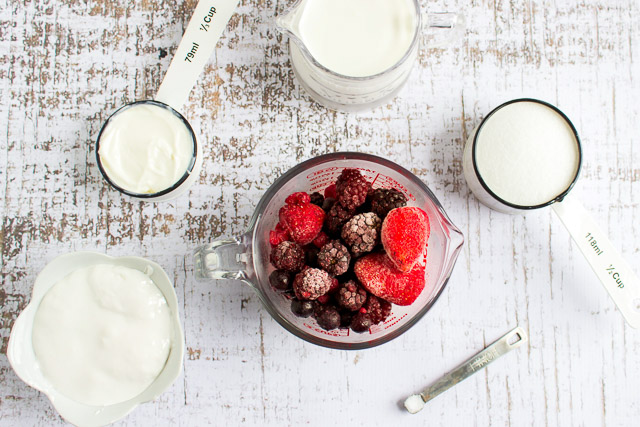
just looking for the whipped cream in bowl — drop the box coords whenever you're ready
[7,252,185,427]
[96,100,202,202]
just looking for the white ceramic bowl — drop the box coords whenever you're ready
[7,252,185,427]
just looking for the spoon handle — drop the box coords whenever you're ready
[419,327,527,404]
[156,0,240,110]
[553,195,640,328]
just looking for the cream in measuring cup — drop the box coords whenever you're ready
[463,98,640,328]
[32,264,172,406]
[97,101,197,198]
[296,0,417,77]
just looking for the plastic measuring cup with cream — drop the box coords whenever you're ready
[463,98,640,328]
[32,264,172,406]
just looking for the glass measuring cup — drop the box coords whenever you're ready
[194,153,464,349]
[276,0,463,112]
[462,98,640,328]
[96,0,240,201]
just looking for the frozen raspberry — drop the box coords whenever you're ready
[291,299,314,317]
[363,294,392,324]
[312,231,329,248]
[325,202,355,236]
[310,192,324,207]
[317,240,351,276]
[270,241,305,272]
[341,212,382,257]
[335,169,371,210]
[269,222,291,247]
[269,270,292,291]
[315,305,341,331]
[324,184,337,199]
[370,188,408,219]
[293,268,332,300]
[336,280,367,311]
[279,193,326,245]
[350,312,372,333]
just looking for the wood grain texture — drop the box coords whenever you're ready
[1,0,639,425]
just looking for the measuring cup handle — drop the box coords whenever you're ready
[552,196,640,328]
[423,13,465,49]
[194,236,252,283]
[155,0,240,111]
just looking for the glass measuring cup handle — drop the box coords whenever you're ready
[155,0,240,111]
[423,13,465,49]
[194,234,253,283]
[552,195,640,328]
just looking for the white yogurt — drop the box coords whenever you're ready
[297,0,417,77]
[98,103,194,194]
[32,264,172,406]
[474,101,580,206]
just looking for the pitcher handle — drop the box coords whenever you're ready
[424,13,465,49]
[194,237,252,282]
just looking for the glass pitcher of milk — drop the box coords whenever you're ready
[276,0,462,112]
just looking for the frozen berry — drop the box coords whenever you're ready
[324,184,337,199]
[336,169,371,210]
[341,212,382,257]
[269,222,291,247]
[370,188,407,219]
[293,268,332,300]
[340,310,355,328]
[317,240,351,276]
[325,202,355,236]
[316,305,341,331]
[279,193,326,245]
[270,241,305,272]
[310,192,324,207]
[381,207,430,272]
[364,294,392,324]
[312,231,329,248]
[350,312,372,333]
[336,280,367,311]
[269,270,292,291]
[291,299,314,317]
[322,197,336,212]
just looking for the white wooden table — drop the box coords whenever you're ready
[1,0,639,425]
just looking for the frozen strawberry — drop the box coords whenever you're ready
[279,193,326,245]
[269,222,291,247]
[324,184,337,199]
[381,207,430,272]
[354,252,425,306]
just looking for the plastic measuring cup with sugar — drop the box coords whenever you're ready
[463,98,640,328]
[276,0,463,112]
[96,0,240,201]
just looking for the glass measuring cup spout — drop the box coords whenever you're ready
[194,152,465,350]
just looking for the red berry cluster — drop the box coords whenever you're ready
[268,169,430,334]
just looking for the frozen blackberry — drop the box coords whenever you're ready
[317,240,351,276]
[325,202,355,236]
[293,268,332,300]
[336,169,371,210]
[340,310,355,328]
[370,188,407,219]
[309,192,324,207]
[322,197,336,212]
[341,212,382,257]
[270,241,305,272]
[350,312,372,333]
[291,299,314,317]
[364,295,392,324]
[336,280,367,311]
[269,270,292,291]
[315,305,341,331]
